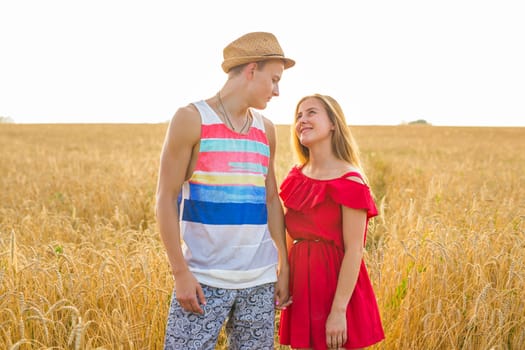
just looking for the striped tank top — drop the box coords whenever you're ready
[178,100,278,289]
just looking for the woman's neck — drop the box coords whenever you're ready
[303,150,349,179]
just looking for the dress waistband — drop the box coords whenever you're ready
[293,237,342,249]
[293,238,321,244]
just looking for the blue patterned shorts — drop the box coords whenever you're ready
[164,283,275,350]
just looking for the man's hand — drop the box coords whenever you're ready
[173,269,206,314]
[274,266,292,310]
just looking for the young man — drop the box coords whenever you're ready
[156,32,295,349]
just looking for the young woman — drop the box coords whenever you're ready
[278,94,384,350]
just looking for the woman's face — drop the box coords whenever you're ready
[295,97,334,147]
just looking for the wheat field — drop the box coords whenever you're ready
[1,123,524,349]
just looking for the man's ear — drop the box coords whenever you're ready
[244,62,257,79]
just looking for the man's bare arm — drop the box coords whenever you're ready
[155,105,206,313]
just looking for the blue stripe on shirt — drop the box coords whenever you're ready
[200,139,270,157]
[182,199,268,225]
[188,183,266,203]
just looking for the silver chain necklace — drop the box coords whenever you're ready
[217,92,250,133]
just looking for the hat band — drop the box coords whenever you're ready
[261,53,285,57]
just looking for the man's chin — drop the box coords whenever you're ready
[256,101,268,110]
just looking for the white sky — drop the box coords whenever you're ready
[1,0,524,126]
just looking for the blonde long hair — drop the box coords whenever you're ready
[291,94,368,182]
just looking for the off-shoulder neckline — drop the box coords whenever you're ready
[293,165,363,183]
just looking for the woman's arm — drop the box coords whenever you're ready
[325,205,367,349]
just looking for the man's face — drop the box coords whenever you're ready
[249,60,285,110]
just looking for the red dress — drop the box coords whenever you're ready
[279,166,385,349]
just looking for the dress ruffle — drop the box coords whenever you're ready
[279,166,378,218]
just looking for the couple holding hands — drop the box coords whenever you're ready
[156,32,384,350]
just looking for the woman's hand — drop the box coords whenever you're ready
[326,310,347,349]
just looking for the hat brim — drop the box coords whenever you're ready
[222,56,295,73]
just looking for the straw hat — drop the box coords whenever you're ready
[221,32,295,73]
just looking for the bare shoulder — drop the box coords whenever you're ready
[167,103,201,142]
[171,103,200,128]
[261,115,276,138]
[347,176,365,185]
[344,165,365,184]
[261,114,275,128]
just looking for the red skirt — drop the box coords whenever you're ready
[279,239,385,349]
